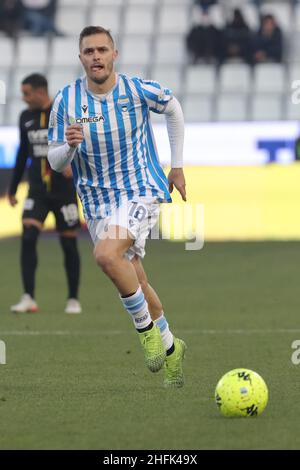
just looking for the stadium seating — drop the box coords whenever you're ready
[185,65,217,95]
[50,38,80,67]
[209,4,226,28]
[151,65,182,95]
[116,64,148,79]
[0,104,4,126]
[120,35,152,66]
[154,35,185,65]
[216,94,248,122]
[184,95,213,122]
[1,0,300,123]
[0,68,10,96]
[238,2,259,29]
[219,64,252,94]
[56,7,88,36]
[89,6,122,34]
[17,39,49,68]
[62,0,90,5]
[48,66,81,98]
[7,98,27,126]
[158,5,190,35]
[128,0,157,4]
[124,5,156,35]
[253,63,286,94]
[294,2,300,31]
[288,31,300,62]
[252,94,283,121]
[0,38,14,68]
[286,94,300,120]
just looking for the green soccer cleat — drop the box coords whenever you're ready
[138,324,166,373]
[163,338,187,388]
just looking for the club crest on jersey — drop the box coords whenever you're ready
[75,115,105,124]
[118,96,130,112]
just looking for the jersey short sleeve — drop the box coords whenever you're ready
[135,78,173,114]
[48,91,67,144]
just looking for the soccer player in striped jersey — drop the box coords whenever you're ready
[48,26,187,387]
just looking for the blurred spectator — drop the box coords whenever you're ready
[186,13,222,64]
[221,8,251,63]
[20,0,62,36]
[252,14,283,64]
[0,0,22,38]
[194,0,218,13]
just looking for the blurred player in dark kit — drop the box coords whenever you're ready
[8,74,82,314]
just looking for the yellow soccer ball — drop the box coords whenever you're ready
[215,369,268,418]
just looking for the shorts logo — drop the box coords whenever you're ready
[24,198,35,211]
[60,204,79,226]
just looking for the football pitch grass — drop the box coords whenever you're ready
[0,235,300,450]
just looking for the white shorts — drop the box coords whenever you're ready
[86,198,160,260]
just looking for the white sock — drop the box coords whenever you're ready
[154,314,174,351]
[120,286,152,330]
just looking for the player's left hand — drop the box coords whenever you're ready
[8,194,18,207]
[168,168,186,202]
[62,165,73,178]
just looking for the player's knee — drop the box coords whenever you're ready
[94,248,119,275]
[22,225,39,245]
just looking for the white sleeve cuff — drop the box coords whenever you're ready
[48,142,77,172]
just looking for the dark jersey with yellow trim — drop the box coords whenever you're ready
[9,105,76,197]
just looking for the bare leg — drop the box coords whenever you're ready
[131,255,163,321]
[94,225,139,296]
[94,225,168,373]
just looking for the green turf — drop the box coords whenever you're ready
[0,236,300,449]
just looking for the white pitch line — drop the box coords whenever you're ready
[0,330,124,336]
[183,329,300,335]
[1,329,300,336]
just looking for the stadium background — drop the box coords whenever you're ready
[1,0,300,451]
[1,0,300,240]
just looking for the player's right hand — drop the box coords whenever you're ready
[66,124,84,148]
[8,194,18,207]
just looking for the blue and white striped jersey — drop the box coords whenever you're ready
[48,74,173,220]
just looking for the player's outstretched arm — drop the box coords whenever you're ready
[163,97,186,201]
